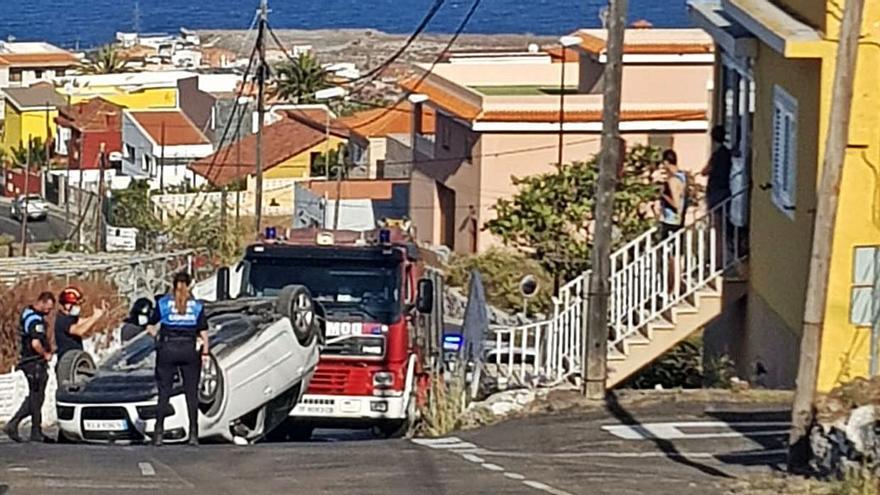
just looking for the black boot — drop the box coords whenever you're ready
[29,429,51,443]
[188,425,199,446]
[151,428,163,447]
[3,421,23,443]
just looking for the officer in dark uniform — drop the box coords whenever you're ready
[148,272,209,446]
[3,292,56,443]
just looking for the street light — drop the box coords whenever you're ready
[557,35,582,168]
[314,87,349,230]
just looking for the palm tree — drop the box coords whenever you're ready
[273,53,330,103]
[80,45,132,75]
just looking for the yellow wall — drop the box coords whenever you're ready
[264,136,346,180]
[70,87,177,110]
[815,3,880,391]
[2,104,57,153]
[745,1,880,391]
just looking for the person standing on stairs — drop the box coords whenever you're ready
[701,125,734,269]
[658,150,689,298]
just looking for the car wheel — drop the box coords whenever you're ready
[375,393,417,439]
[56,350,96,390]
[198,354,224,417]
[276,285,317,346]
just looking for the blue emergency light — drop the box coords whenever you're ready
[265,227,277,240]
[378,228,391,245]
[443,333,463,352]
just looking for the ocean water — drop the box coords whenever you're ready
[0,0,690,50]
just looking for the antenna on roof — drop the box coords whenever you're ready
[133,0,142,34]
[599,6,610,29]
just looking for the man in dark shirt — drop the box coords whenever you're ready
[701,125,735,269]
[54,287,108,361]
[702,125,733,209]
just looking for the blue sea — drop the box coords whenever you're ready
[1,0,690,50]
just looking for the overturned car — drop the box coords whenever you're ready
[55,283,321,444]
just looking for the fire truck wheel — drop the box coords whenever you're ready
[264,420,313,442]
[277,285,317,346]
[376,394,417,439]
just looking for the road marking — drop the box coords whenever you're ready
[482,463,504,472]
[138,462,156,477]
[7,467,29,473]
[504,472,526,480]
[480,448,788,459]
[412,437,480,452]
[601,421,790,441]
[462,454,484,463]
[523,480,574,495]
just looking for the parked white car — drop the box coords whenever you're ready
[55,284,321,444]
[10,194,47,221]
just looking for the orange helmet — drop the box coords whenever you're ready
[59,287,84,306]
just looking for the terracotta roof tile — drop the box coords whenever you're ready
[188,117,327,187]
[128,110,210,146]
[399,76,482,121]
[544,46,580,63]
[0,52,79,67]
[478,109,707,123]
[337,101,436,137]
[56,97,125,132]
[306,179,407,200]
[576,32,714,55]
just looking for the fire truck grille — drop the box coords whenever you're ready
[309,368,351,394]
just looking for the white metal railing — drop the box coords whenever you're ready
[487,191,747,385]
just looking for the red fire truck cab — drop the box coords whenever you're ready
[238,226,437,439]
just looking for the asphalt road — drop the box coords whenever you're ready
[0,401,790,495]
[0,200,71,244]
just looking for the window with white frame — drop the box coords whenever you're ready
[771,85,798,217]
[851,246,880,327]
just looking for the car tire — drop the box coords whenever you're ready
[198,353,224,417]
[375,393,417,439]
[276,285,317,346]
[56,350,96,390]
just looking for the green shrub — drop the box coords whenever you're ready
[446,248,553,316]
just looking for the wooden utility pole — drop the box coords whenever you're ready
[254,0,268,237]
[20,137,32,257]
[332,146,344,230]
[583,0,628,399]
[95,143,107,253]
[64,93,72,231]
[788,0,865,471]
[235,102,243,226]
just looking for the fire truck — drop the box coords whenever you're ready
[208,224,443,440]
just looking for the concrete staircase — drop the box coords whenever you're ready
[490,193,748,388]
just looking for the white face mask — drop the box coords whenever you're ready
[137,314,149,326]
[69,305,82,317]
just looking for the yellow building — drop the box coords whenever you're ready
[1,83,65,154]
[56,71,193,110]
[188,108,367,210]
[691,0,880,391]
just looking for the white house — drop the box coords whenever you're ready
[121,109,213,189]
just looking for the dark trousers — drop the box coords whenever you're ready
[154,338,201,440]
[10,360,48,435]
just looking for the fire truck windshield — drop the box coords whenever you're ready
[243,256,402,324]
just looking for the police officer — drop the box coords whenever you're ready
[148,272,209,446]
[3,292,56,443]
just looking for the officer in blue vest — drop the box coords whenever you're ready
[147,271,209,446]
[3,292,56,443]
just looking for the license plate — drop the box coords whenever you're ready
[298,405,334,415]
[83,419,128,431]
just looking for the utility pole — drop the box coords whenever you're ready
[235,104,243,227]
[43,102,50,199]
[64,92,72,232]
[788,0,865,471]
[95,143,107,253]
[159,120,166,193]
[332,145,344,230]
[583,0,628,399]
[20,137,32,257]
[254,0,268,237]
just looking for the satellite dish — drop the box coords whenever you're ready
[519,275,539,298]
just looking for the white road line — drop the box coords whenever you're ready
[412,437,463,446]
[462,454,485,463]
[482,463,504,472]
[480,448,789,459]
[504,472,526,480]
[523,480,574,495]
[601,421,791,440]
[138,462,156,477]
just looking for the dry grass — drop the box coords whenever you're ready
[0,275,126,372]
[417,374,467,438]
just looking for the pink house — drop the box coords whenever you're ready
[403,28,715,253]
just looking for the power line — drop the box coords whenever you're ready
[343,0,483,131]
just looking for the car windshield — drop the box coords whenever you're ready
[243,256,402,324]
[21,195,43,203]
[102,332,157,371]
